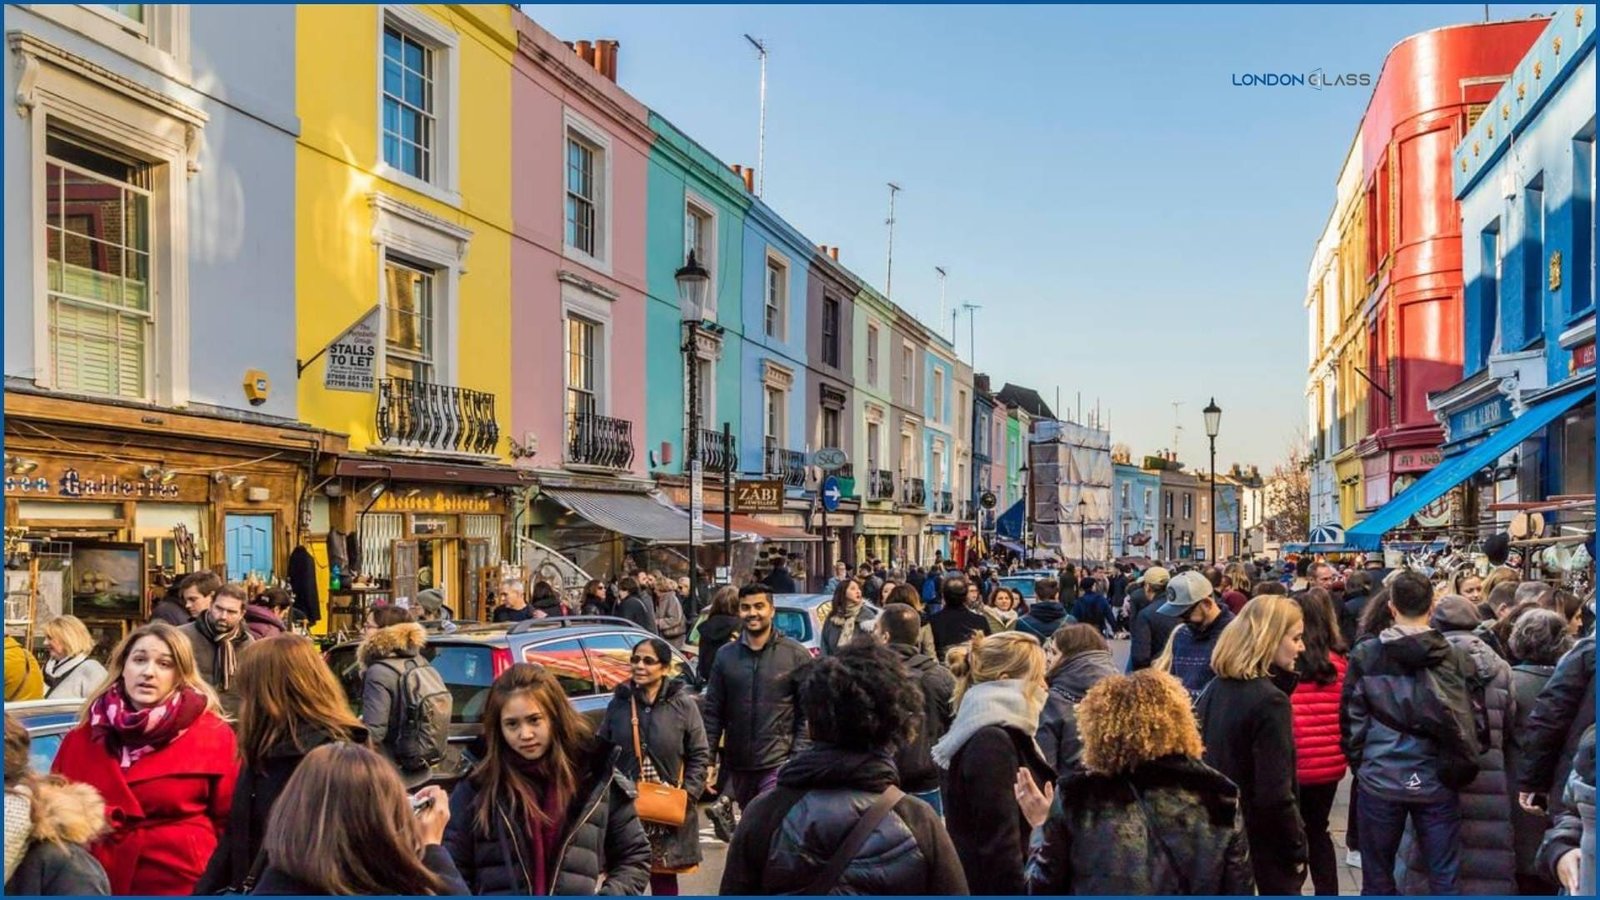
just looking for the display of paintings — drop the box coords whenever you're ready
[3,570,64,627]
[68,542,145,618]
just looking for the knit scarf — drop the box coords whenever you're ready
[932,679,1045,769]
[508,758,567,895]
[829,599,865,646]
[194,611,247,691]
[88,683,206,769]
[4,788,31,884]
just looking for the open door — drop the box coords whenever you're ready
[391,539,420,607]
[461,539,492,622]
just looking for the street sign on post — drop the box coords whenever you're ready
[690,461,704,542]
[813,448,848,471]
[821,476,842,512]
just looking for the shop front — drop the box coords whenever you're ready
[855,511,903,568]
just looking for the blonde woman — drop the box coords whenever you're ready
[42,616,108,700]
[932,631,1054,895]
[1194,594,1309,895]
[50,623,238,895]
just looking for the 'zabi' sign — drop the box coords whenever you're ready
[324,306,380,393]
[734,479,784,514]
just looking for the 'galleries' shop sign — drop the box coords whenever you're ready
[4,464,208,503]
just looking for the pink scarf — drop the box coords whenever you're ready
[88,684,206,769]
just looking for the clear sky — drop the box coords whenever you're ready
[522,3,1557,470]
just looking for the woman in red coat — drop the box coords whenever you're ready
[52,621,238,895]
[1289,588,1349,897]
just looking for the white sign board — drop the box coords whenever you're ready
[324,306,380,393]
[690,461,705,542]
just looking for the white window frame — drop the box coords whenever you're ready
[932,372,944,424]
[370,192,472,390]
[28,5,191,82]
[382,254,438,383]
[561,278,614,422]
[683,190,717,319]
[865,416,883,472]
[375,6,459,205]
[17,31,204,406]
[562,109,612,273]
[683,326,722,443]
[821,295,842,368]
[764,249,789,341]
[900,342,916,406]
[865,321,881,386]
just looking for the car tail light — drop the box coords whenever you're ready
[492,647,513,677]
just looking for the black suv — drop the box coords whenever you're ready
[325,616,701,785]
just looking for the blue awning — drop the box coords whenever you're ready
[1347,387,1591,550]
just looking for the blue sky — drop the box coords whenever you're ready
[523,3,1558,469]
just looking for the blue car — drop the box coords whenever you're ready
[6,699,83,774]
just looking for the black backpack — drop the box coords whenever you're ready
[384,658,451,771]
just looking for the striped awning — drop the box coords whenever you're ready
[543,488,726,544]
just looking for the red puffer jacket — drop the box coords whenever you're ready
[1290,652,1347,786]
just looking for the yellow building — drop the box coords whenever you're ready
[295,5,523,629]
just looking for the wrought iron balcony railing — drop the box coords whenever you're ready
[938,491,954,515]
[763,439,807,488]
[376,376,500,456]
[688,428,737,474]
[901,476,927,507]
[566,411,634,470]
[869,469,895,501]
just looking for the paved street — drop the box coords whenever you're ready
[682,639,1363,896]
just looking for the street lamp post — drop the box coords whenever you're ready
[1077,497,1088,568]
[677,251,710,609]
[1203,397,1222,564]
[1019,464,1033,561]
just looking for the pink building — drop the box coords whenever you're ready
[511,15,651,482]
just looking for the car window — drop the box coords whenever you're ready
[422,645,496,725]
[523,638,598,697]
[774,608,811,642]
[1001,578,1037,599]
[28,732,63,775]
[326,645,364,715]
[582,632,696,688]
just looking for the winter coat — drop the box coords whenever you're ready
[1536,724,1595,894]
[1024,755,1256,896]
[652,590,687,646]
[1129,602,1180,672]
[52,710,238,895]
[1518,634,1594,801]
[148,597,190,627]
[1341,627,1480,804]
[358,621,444,772]
[939,722,1055,894]
[242,604,287,641]
[720,744,969,895]
[595,679,710,870]
[887,643,956,793]
[286,545,321,625]
[617,592,657,634]
[175,619,254,713]
[194,725,367,894]
[3,778,111,896]
[929,604,992,661]
[443,745,652,896]
[250,844,468,895]
[5,636,43,701]
[1036,650,1118,775]
[763,567,799,594]
[1340,591,1370,648]
[1290,653,1348,786]
[1071,592,1114,634]
[1164,607,1234,699]
[1510,662,1557,881]
[1396,623,1517,895]
[1013,601,1071,643]
[43,654,108,700]
[695,614,740,683]
[702,632,810,772]
[819,605,875,656]
[1197,674,1308,894]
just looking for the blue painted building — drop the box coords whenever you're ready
[1353,6,1594,549]
[1112,463,1161,559]
[923,339,959,558]
[739,199,813,487]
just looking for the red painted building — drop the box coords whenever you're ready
[1354,18,1548,512]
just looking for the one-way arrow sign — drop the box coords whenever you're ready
[821,476,842,512]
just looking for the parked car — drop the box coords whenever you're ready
[997,570,1055,600]
[7,699,83,774]
[324,616,700,785]
[688,593,883,658]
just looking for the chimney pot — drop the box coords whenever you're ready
[595,39,619,81]
[574,40,594,65]
[829,246,839,261]
[731,164,743,177]
[741,166,754,193]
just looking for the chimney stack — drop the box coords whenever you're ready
[740,166,754,193]
[594,40,619,81]
[573,40,594,65]
[828,246,839,261]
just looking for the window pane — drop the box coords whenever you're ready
[383,27,402,62]
[100,4,144,24]
[403,36,425,75]
[521,638,596,697]
[60,233,123,306]
[403,68,426,109]
[123,190,148,252]
[383,58,402,99]
[383,135,402,170]
[123,250,149,311]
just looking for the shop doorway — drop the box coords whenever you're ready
[391,536,493,621]
[224,514,275,581]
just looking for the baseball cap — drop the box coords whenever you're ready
[1143,566,1171,589]
[1158,571,1214,616]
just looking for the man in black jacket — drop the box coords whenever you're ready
[1014,578,1072,642]
[929,575,991,660]
[764,556,799,593]
[876,603,955,814]
[1518,633,1595,813]
[703,584,810,810]
[720,641,968,895]
[1339,570,1373,647]
[615,576,657,634]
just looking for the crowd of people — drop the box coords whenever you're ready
[2,548,1594,896]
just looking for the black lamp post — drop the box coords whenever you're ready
[677,250,710,608]
[1019,463,1033,560]
[1077,496,1088,567]
[1203,397,1221,564]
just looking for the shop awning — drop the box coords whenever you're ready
[543,488,726,544]
[1347,387,1590,550]
[726,514,821,543]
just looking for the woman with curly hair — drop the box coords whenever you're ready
[720,641,967,895]
[1019,669,1254,895]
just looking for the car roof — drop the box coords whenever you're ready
[7,699,82,728]
[774,593,837,610]
[329,617,658,653]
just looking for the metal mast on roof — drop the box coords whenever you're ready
[744,34,767,197]
[885,182,901,300]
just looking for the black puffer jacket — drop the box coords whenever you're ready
[1025,755,1256,896]
[695,613,740,683]
[595,679,710,870]
[1519,634,1594,800]
[1036,650,1119,775]
[702,632,810,772]
[886,643,955,793]
[1536,723,1595,892]
[442,745,651,896]
[719,745,968,895]
[1509,662,1557,882]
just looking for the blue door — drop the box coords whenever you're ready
[225,515,274,581]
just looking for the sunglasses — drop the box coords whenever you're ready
[629,655,662,665]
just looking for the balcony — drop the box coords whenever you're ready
[938,491,954,515]
[959,499,973,520]
[763,438,807,488]
[869,469,895,501]
[901,476,927,508]
[688,428,737,474]
[376,377,500,456]
[566,411,634,471]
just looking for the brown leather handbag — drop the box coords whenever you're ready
[630,696,689,827]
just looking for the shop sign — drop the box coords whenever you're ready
[4,464,205,502]
[1574,340,1596,372]
[857,513,902,534]
[1448,397,1512,443]
[323,306,379,393]
[1393,449,1442,473]
[734,479,784,514]
[372,490,498,513]
[1414,486,1456,529]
